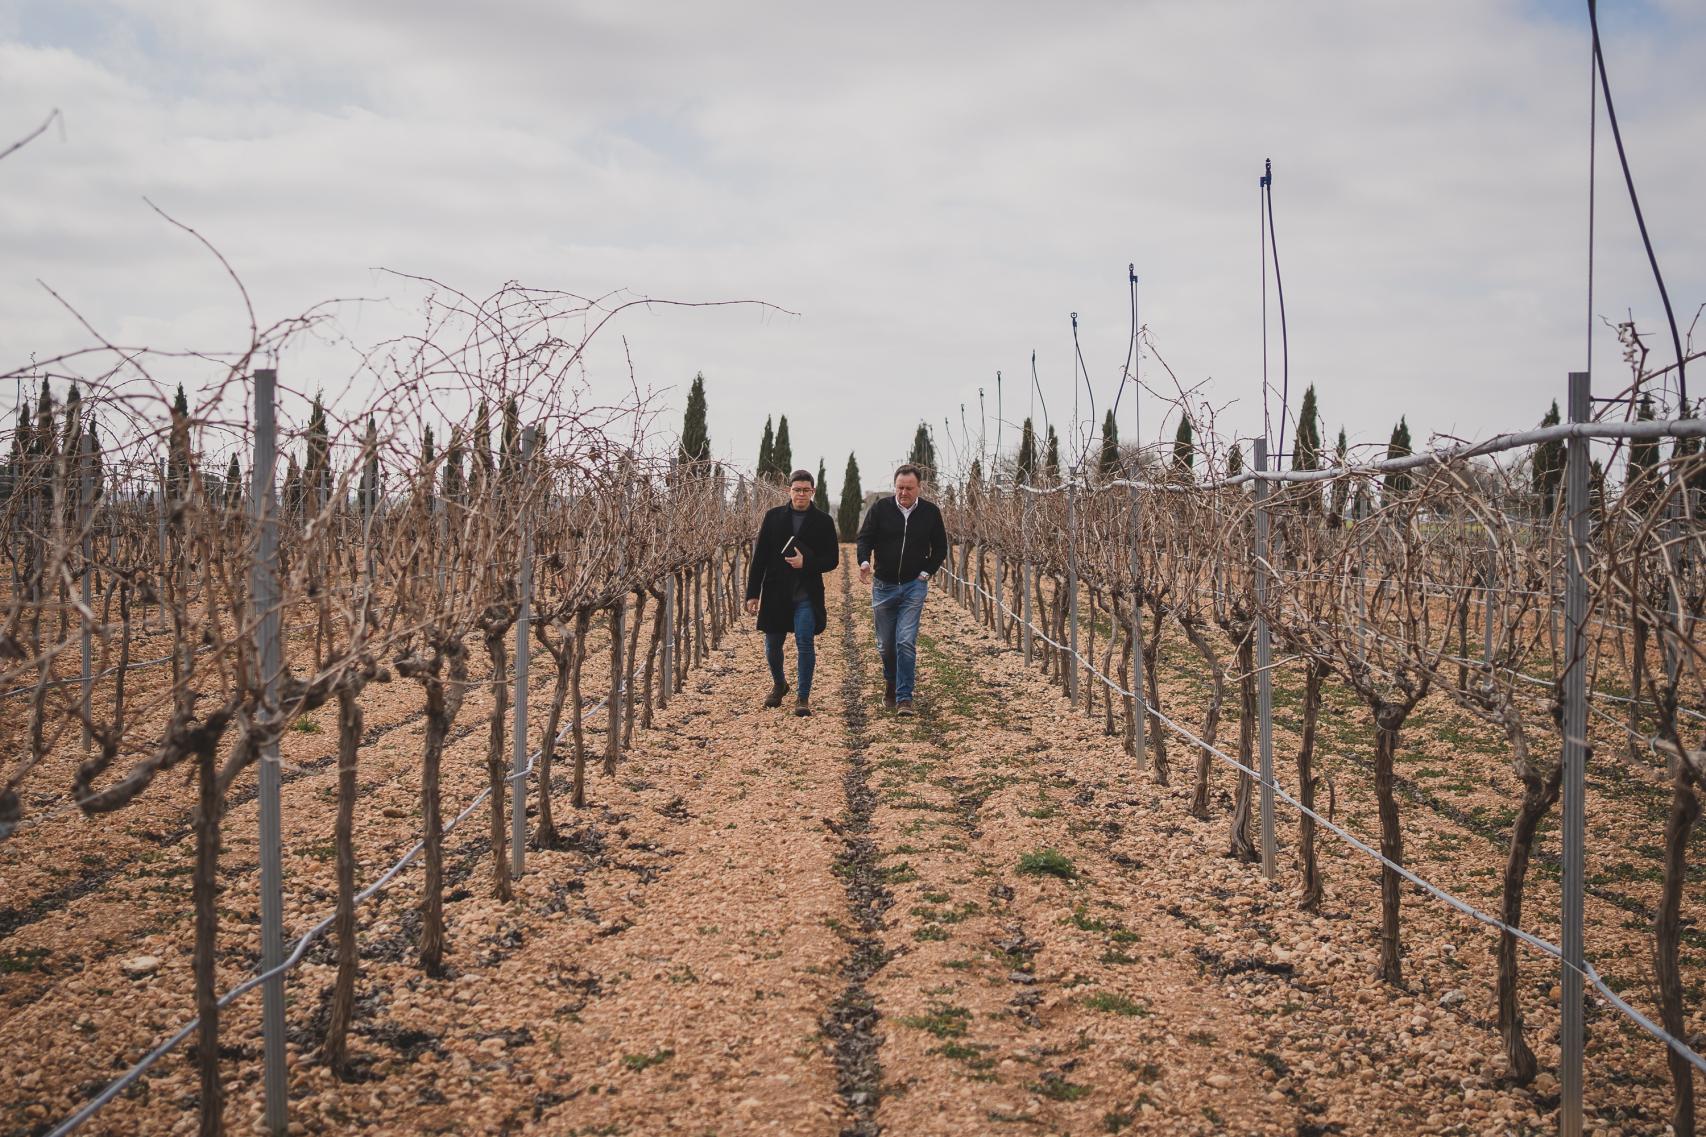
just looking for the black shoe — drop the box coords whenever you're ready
[764,681,789,708]
[884,680,896,710]
[795,698,812,717]
[896,699,916,717]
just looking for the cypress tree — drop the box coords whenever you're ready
[36,377,57,463]
[360,416,380,514]
[63,382,82,456]
[1,396,25,503]
[679,372,710,468]
[773,415,793,479]
[757,416,775,479]
[908,422,936,475]
[837,452,863,541]
[1043,425,1060,484]
[306,394,331,510]
[814,458,831,513]
[1172,415,1194,478]
[167,384,190,506]
[1292,385,1321,471]
[1382,417,1413,500]
[283,452,303,517]
[225,452,242,509]
[1671,407,1706,514]
[1328,427,1350,526]
[10,393,31,465]
[443,428,465,502]
[1015,417,1038,486]
[1292,385,1322,512]
[1098,409,1120,479]
[1627,394,1659,512]
[500,396,520,481]
[86,418,103,502]
[1532,401,1564,513]
[471,398,493,491]
[1227,443,1243,477]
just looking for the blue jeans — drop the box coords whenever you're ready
[872,578,928,701]
[765,597,816,701]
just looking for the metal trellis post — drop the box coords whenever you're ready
[1560,371,1590,1137]
[1066,478,1079,704]
[1253,440,1276,878]
[80,432,94,752]
[1129,477,1146,766]
[511,426,535,879]
[1021,491,1035,667]
[1483,529,1497,666]
[250,368,288,1137]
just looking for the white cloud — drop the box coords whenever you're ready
[2,0,1702,488]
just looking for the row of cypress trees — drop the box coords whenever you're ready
[676,372,870,539]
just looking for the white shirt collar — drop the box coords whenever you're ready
[896,498,916,519]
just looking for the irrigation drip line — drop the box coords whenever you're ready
[1004,417,1706,493]
[2,564,696,703]
[47,691,615,1137]
[1587,0,1687,412]
[1013,548,1704,729]
[0,645,206,702]
[941,562,1706,1078]
[1263,159,1291,462]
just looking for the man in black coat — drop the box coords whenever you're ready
[855,463,948,715]
[745,469,841,716]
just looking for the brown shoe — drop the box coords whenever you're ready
[795,698,812,717]
[896,699,916,716]
[884,679,896,710]
[764,681,789,708]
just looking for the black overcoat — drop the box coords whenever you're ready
[746,505,841,636]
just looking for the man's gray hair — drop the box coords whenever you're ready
[893,463,923,484]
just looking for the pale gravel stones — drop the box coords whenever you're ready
[3,553,1699,1134]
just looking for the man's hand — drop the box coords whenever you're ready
[859,562,872,586]
[744,598,759,616]
[784,550,804,570]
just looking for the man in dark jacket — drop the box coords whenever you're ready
[745,469,841,716]
[855,463,948,715]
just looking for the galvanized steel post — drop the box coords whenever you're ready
[511,426,536,879]
[1065,477,1079,704]
[249,369,288,1136]
[1253,439,1276,878]
[1560,372,1590,1137]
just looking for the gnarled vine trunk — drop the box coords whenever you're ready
[1656,724,1700,1137]
[1179,616,1224,821]
[1373,702,1407,985]
[484,627,512,902]
[569,608,592,808]
[1227,633,1257,862]
[1295,659,1326,910]
[326,684,363,1075]
[1496,757,1560,1084]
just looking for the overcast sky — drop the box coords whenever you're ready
[2,0,1702,491]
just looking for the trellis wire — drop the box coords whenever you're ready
[938,559,1706,1080]
[47,690,616,1137]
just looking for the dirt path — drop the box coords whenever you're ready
[6,551,1565,1135]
